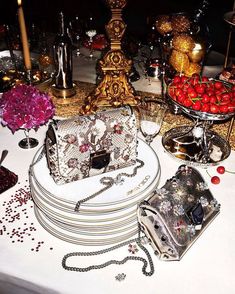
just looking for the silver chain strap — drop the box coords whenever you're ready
[62,224,154,276]
[74,159,144,212]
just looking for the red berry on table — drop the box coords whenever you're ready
[211,176,220,184]
[216,166,225,174]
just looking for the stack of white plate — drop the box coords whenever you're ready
[30,138,160,245]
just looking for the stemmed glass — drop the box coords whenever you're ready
[139,99,167,145]
[85,15,97,59]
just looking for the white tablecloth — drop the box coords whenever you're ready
[1,124,235,294]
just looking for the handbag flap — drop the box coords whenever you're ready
[48,106,137,181]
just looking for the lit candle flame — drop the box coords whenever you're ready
[17,0,22,6]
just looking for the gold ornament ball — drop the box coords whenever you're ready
[155,15,172,35]
[188,41,206,63]
[184,62,201,77]
[169,49,190,73]
[171,14,191,33]
[172,34,195,54]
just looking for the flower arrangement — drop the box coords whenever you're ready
[0,84,55,133]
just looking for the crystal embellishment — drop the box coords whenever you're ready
[115,273,126,281]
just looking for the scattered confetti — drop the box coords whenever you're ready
[0,183,54,252]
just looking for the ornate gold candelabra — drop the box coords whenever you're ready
[83,0,140,113]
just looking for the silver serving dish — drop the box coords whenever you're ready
[162,125,231,168]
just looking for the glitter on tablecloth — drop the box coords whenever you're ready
[0,183,54,252]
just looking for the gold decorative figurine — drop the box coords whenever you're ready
[83,0,140,113]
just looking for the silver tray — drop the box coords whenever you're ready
[167,94,235,121]
[162,125,231,168]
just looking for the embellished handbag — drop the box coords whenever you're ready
[45,106,137,185]
[137,165,220,261]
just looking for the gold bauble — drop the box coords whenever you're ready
[172,34,195,53]
[155,15,172,35]
[171,14,191,33]
[188,41,206,63]
[184,62,201,77]
[169,49,190,73]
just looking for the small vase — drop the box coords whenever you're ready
[18,129,39,149]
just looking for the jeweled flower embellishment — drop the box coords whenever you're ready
[155,188,169,199]
[210,199,221,211]
[173,204,185,216]
[196,182,208,191]
[159,200,172,214]
[124,133,133,143]
[187,224,196,236]
[113,123,124,134]
[64,134,77,144]
[171,177,180,188]
[179,165,193,176]
[79,143,90,153]
[115,273,126,281]
[174,219,187,236]
[67,158,78,168]
[128,244,139,254]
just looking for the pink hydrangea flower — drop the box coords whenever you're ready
[0,84,55,133]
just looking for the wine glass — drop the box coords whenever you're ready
[139,99,167,145]
[85,15,97,59]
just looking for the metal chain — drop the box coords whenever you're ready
[75,159,144,212]
[62,224,154,276]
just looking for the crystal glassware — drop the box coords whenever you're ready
[85,29,97,59]
[139,99,167,145]
[18,129,38,149]
[85,15,97,59]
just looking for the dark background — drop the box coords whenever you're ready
[1,0,235,55]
